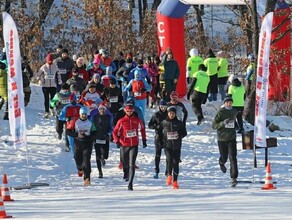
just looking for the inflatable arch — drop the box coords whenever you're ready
[156,0,246,97]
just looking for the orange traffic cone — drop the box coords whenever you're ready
[0,190,12,218]
[262,163,276,190]
[1,174,14,202]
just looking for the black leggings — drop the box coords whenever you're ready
[121,146,138,185]
[164,148,181,181]
[42,87,56,113]
[218,139,238,179]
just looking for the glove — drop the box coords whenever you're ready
[223,119,233,125]
[142,140,147,148]
[103,134,110,141]
[0,62,6,70]
[116,142,121,148]
[66,117,71,122]
[141,88,147,92]
[187,94,190,100]
[109,135,113,142]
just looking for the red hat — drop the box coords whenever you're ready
[46,53,54,65]
[170,91,178,98]
[124,104,134,112]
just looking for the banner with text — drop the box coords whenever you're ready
[2,12,27,148]
[254,12,273,148]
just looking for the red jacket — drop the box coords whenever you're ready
[113,114,146,147]
[132,80,147,100]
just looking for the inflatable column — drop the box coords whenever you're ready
[268,0,291,101]
[156,0,190,97]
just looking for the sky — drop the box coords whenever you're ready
[1,84,292,219]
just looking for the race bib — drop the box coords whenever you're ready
[109,96,118,103]
[95,139,106,144]
[167,131,178,140]
[59,69,67,75]
[126,130,137,138]
[45,73,54,80]
[60,99,70,104]
[134,92,141,97]
[225,120,235,128]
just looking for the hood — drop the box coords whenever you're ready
[189,48,198,57]
[232,78,241,87]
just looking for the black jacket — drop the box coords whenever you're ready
[160,116,187,150]
[91,113,112,141]
[148,110,167,135]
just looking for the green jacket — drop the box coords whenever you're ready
[0,68,8,100]
[212,107,238,141]
[187,56,203,78]
[204,57,218,76]
[217,58,229,78]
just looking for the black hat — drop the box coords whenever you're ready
[208,49,215,58]
[61,83,70,90]
[109,78,116,84]
[223,95,233,103]
[126,58,132,63]
[62,49,69,54]
[167,106,177,114]
[137,59,143,65]
[119,52,124,56]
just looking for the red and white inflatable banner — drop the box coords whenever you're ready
[2,12,27,148]
[254,12,273,148]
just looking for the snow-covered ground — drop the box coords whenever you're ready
[1,84,292,219]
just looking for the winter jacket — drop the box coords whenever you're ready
[22,63,33,89]
[0,68,8,100]
[91,113,113,142]
[204,57,219,76]
[246,62,256,81]
[113,114,146,147]
[187,70,210,95]
[212,106,238,141]
[66,76,87,93]
[187,56,204,78]
[148,110,167,135]
[72,118,96,142]
[50,90,72,114]
[228,79,245,107]
[53,57,75,83]
[128,67,150,83]
[124,78,151,100]
[101,87,123,113]
[217,58,229,78]
[160,116,187,150]
[59,103,83,130]
[68,68,89,83]
[144,63,158,84]
[163,60,180,80]
[100,74,118,88]
[37,63,61,88]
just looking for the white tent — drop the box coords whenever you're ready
[180,0,247,5]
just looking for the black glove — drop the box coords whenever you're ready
[223,119,233,125]
[142,140,147,148]
[187,94,190,100]
[116,142,121,148]
[0,62,6,70]
[109,135,113,142]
